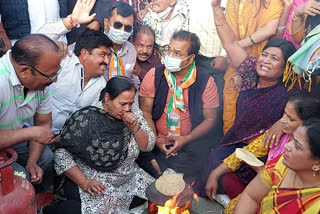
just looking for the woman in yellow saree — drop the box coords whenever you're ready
[235,118,320,214]
[223,0,284,132]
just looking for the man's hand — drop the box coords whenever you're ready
[211,0,222,8]
[26,162,44,184]
[155,136,170,154]
[31,126,55,144]
[56,41,71,59]
[80,179,106,196]
[137,8,149,24]
[87,20,101,30]
[72,0,97,24]
[211,56,227,71]
[165,135,189,157]
[205,170,219,200]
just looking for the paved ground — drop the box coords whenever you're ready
[141,197,224,214]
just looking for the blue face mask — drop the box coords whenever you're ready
[164,54,190,72]
[307,56,320,73]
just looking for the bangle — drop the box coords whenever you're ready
[0,30,6,34]
[292,13,304,23]
[215,20,227,27]
[249,34,256,45]
[277,24,287,30]
[132,125,141,135]
[67,14,80,28]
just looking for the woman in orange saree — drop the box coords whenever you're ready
[223,0,283,132]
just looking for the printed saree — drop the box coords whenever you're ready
[259,155,320,213]
[223,0,283,133]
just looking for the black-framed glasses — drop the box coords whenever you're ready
[21,64,60,83]
[112,21,133,33]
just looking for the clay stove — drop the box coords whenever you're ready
[146,181,196,214]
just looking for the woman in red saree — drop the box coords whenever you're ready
[235,118,320,213]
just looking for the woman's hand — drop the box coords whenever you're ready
[295,0,320,17]
[262,120,284,148]
[72,0,97,25]
[80,179,106,196]
[205,170,219,200]
[122,111,138,131]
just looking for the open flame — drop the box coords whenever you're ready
[156,193,198,214]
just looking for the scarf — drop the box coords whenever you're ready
[164,61,196,136]
[109,50,125,78]
[283,25,320,91]
[56,104,130,171]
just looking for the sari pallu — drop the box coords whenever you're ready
[221,82,298,146]
[259,155,320,214]
[223,0,283,133]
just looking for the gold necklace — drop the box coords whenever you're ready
[293,172,320,189]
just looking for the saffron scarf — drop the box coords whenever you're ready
[259,155,320,214]
[164,62,196,136]
[109,50,125,78]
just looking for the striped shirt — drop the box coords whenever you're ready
[0,51,51,130]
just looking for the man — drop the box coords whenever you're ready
[133,25,162,81]
[139,31,219,180]
[0,34,61,183]
[187,0,228,146]
[103,1,140,102]
[51,29,112,134]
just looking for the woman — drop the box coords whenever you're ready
[290,0,320,44]
[223,0,283,132]
[221,95,320,213]
[235,118,320,213]
[44,77,155,214]
[198,0,299,202]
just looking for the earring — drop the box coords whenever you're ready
[312,165,320,176]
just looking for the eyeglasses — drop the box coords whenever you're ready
[21,64,60,83]
[112,21,133,33]
[165,46,187,58]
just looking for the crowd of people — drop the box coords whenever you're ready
[0,0,319,213]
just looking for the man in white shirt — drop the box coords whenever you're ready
[0,34,60,183]
[51,29,112,134]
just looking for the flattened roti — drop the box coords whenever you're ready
[155,174,185,196]
[235,148,264,167]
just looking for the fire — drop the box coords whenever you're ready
[156,193,198,214]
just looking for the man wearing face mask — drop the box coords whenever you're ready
[103,1,140,106]
[139,31,219,181]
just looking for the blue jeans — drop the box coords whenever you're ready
[10,142,53,181]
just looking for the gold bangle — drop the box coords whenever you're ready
[292,13,304,23]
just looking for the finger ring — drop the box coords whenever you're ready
[272,134,276,140]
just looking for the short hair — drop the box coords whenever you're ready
[133,25,155,42]
[171,30,200,57]
[74,29,112,56]
[106,1,135,21]
[262,39,296,64]
[99,76,136,102]
[11,34,59,67]
[288,94,320,121]
[302,118,320,159]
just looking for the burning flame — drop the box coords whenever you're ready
[156,193,198,214]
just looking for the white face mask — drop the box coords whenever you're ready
[164,54,190,73]
[104,26,131,45]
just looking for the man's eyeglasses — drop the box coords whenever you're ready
[21,64,60,83]
[112,21,133,33]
